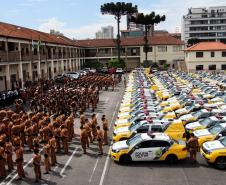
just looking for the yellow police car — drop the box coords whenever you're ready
[111,133,187,164]
[201,136,226,169]
[193,123,226,146]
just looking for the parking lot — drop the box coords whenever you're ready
[1,69,226,185]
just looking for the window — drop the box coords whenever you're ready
[137,126,149,133]
[151,125,163,132]
[196,65,203,70]
[158,46,167,52]
[222,64,226,70]
[148,47,153,52]
[222,52,226,57]
[139,141,152,148]
[34,48,38,55]
[211,51,215,57]
[173,46,182,52]
[196,52,203,58]
[0,41,5,51]
[209,65,216,70]
[26,48,29,55]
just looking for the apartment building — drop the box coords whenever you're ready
[95,26,114,39]
[185,42,226,72]
[182,6,226,44]
[0,22,85,91]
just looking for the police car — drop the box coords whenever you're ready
[201,136,226,169]
[111,133,187,164]
[185,116,226,133]
[193,123,226,146]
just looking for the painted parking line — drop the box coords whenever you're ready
[60,147,79,178]
[88,158,99,183]
[99,101,120,185]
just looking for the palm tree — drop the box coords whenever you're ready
[101,2,138,61]
[130,12,165,66]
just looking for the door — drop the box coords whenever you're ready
[131,140,154,161]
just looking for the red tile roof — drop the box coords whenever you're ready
[0,22,77,46]
[74,34,184,48]
[186,42,226,51]
[0,21,184,48]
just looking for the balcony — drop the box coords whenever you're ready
[0,51,7,62]
[8,51,20,62]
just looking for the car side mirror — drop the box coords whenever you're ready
[134,131,138,134]
[218,134,223,138]
[135,145,139,149]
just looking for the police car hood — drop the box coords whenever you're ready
[180,114,193,120]
[118,112,130,117]
[194,129,211,137]
[114,127,130,134]
[203,140,225,151]
[115,119,129,125]
[112,140,129,151]
[186,121,201,130]
[175,108,187,114]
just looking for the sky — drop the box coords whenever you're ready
[0,0,226,39]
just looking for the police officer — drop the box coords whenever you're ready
[96,126,103,155]
[33,149,41,182]
[187,133,199,164]
[80,125,88,154]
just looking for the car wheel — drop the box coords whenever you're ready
[165,154,178,165]
[215,157,226,170]
[119,154,131,165]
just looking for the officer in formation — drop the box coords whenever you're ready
[80,114,109,155]
[0,109,75,181]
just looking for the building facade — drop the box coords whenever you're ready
[0,22,85,91]
[182,6,226,45]
[185,42,226,72]
[0,22,184,91]
[77,33,184,70]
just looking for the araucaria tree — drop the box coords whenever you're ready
[130,12,165,64]
[101,2,138,61]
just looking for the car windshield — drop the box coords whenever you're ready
[208,125,224,135]
[192,110,203,118]
[126,134,143,146]
[129,115,139,123]
[162,123,170,131]
[219,137,226,147]
[129,121,144,131]
[200,118,212,126]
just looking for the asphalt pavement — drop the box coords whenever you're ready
[1,81,226,185]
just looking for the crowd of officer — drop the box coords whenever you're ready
[0,73,116,182]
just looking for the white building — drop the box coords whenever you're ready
[95,26,114,39]
[185,42,226,72]
[182,6,226,45]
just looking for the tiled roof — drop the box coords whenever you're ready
[186,42,226,51]
[0,21,184,48]
[0,22,77,46]
[74,34,184,48]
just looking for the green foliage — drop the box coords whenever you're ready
[101,2,138,61]
[163,63,170,69]
[84,60,103,69]
[101,2,138,18]
[130,12,165,61]
[109,59,126,69]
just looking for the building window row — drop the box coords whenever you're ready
[196,64,226,70]
[196,51,226,58]
[158,46,167,52]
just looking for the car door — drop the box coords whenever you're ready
[130,140,154,161]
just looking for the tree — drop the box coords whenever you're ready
[130,12,165,64]
[101,2,138,61]
[84,60,103,69]
[187,38,201,47]
[109,58,126,68]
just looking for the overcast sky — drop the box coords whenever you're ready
[1,0,226,39]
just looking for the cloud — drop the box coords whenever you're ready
[38,15,127,39]
[38,0,226,39]
[140,0,226,32]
